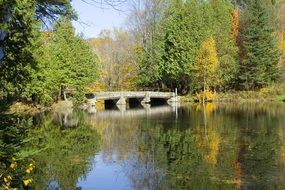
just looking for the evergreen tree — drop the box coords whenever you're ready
[161,0,185,88]
[22,18,99,105]
[210,0,239,90]
[138,0,237,93]
[0,0,74,101]
[239,0,281,90]
[145,0,212,93]
[0,0,40,99]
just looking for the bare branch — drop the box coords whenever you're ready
[81,0,128,11]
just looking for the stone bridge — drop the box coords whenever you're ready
[86,91,179,107]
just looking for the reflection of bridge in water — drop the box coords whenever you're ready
[86,104,179,119]
[52,104,179,127]
[86,91,179,108]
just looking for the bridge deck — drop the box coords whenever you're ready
[90,91,175,100]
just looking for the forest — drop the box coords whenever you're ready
[1,0,285,106]
[1,1,285,189]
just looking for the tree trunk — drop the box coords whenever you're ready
[203,75,206,104]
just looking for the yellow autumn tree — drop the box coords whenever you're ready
[280,39,285,55]
[195,37,219,103]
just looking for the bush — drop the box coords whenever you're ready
[195,90,216,102]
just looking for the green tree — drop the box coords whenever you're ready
[22,18,99,105]
[138,0,212,93]
[239,0,281,90]
[209,0,239,90]
[0,0,40,100]
[160,0,184,87]
[137,0,238,94]
[0,0,75,103]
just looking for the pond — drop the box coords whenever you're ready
[1,103,285,190]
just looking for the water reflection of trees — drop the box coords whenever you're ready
[87,117,140,163]
[29,111,101,189]
[0,114,36,189]
[87,103,285,189]
[220,103,285,190]
[132,108,239,190]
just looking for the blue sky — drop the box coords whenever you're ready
[71,1,129,39]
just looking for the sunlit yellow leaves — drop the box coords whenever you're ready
[279,39,285,55]
[195,37,219,98]
[2,175,13,190]
[9,162,17,169]
[22,179,32,186]
[195,90,216,102]
[1,161,34,188]
[2,185,10,190]
[4,177,8,183]
[196,37,219,74]
[25,163,34,174]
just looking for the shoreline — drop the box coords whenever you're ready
[4,91,285,115]
[181,92,285,103]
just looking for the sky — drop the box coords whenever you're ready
[71,1,129,39]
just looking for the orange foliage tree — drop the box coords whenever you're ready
[231,8,239,43]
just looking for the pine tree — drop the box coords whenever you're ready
[239,0,281,90]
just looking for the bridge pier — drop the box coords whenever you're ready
[116,96,127,105]
[167,96,180,103]
[87,98,96,107]
[117,104,126,112]
[87,106,97,114]
[141,92,151,104]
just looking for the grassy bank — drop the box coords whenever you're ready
[5,101,74,116]
[5,102,45,115]
[181,84,285,103]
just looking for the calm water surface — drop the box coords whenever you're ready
[4,103,285,190]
